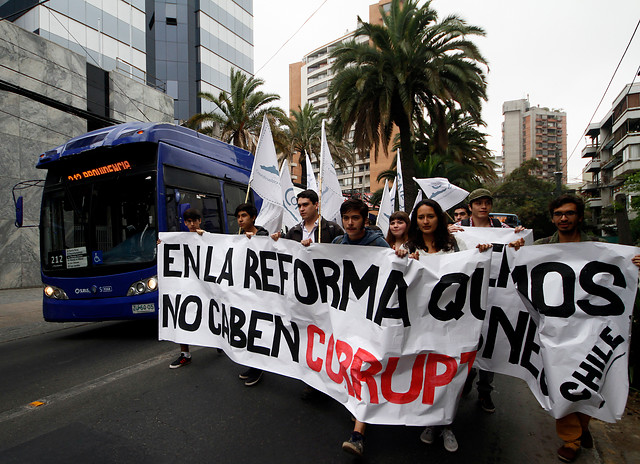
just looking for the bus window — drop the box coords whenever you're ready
[165,187,222,233]
[224,182,251,233]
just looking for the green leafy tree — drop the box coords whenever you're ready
[281,103,352,188]
[328,0,488,208]
[492,159,557,238]
[186,68,286,152]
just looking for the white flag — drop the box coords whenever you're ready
[409,189,423,218]
[389,178,397,212]
[252,116,283,233]
[377,180,392,236]
[318,120,343,223]
[396,150,405,212]
[305,154,318,193]
[280,159,302,229]
[413,177,468,212]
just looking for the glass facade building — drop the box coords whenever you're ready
[1,0,254,122]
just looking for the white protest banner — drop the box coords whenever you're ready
[511,242,639,422]
[413,177,468,212]
[376,180,392,236]
[318,120,343,224]
[409,190,423,218]
[452,227,550,407]
[279,159,302,230]
[158,232,491,426]
[305,154,318,193]
[396,150,405,212]
[453,226,638,422]
[252,116,283,233]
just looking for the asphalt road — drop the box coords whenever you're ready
[0,291,603,464]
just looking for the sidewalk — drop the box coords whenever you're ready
[0,287,44,328]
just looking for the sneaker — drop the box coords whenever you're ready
[244,369,263,387]
[441,428,458,453]
[580,429,593,449]
[420,426,436,444]
[479,393,496,413]
[169,354,191,369]
[342,431,364,456]
[238,368,253,380]
[557,445,579,462]
[462,369,477,397]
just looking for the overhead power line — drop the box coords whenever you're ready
[255,0,330,75]
[563,18,640,173]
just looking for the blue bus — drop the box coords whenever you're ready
[32,122,256,322]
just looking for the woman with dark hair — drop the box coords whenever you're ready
[404,199,472,257]
[385,211,410,249]
[398,198,491,452]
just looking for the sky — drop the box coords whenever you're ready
[253,0,640,184]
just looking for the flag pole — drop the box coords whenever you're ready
[317,121,326,244]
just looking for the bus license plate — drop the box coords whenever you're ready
[132,303,155,314]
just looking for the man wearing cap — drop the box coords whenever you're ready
[455,188,524,413]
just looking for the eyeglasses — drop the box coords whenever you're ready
[553,211,577,218]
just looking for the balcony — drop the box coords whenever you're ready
[585,197,603,208]
[581,144,598,158]
[613,158,640,179]
[582,182,600,191]
[585,159,601,172]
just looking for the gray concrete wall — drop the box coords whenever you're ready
[0,20,173,289]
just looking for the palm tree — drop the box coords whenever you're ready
[186,68,286,152]
[281,103,352,188]
[328,0,488,208]
[414,107,498,188]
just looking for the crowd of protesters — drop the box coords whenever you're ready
[165,188,640,463]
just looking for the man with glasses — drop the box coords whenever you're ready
[532,194,640,462]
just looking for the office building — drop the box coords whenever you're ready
[0,18,173,289]
[0,0,254,123]
[501,98,567,182]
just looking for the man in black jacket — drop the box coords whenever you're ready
[234,202,270,386]
[282,189,343,245]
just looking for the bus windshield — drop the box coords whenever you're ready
[41,150,157,276]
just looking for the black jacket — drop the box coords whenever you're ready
[284,217,343,243]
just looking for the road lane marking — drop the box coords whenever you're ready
[0,348,201,423]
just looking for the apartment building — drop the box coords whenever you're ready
[288,0,392,197]
[581,83,640,229]
[502,98,567,182]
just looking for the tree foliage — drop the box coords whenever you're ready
[185,68,286,152]
[328,0,488,209]
[492,159,557,239]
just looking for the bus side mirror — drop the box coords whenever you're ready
[15,196,23,228]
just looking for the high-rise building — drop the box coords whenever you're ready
[288,0,392,197]
[0,0,254,123]
[501,98,567,182]
[146,1,253,122]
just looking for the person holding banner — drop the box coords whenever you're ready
[167,208,205,369]
[384,211,410,249]
[332,198,390,457]
[279,190,343,246]
[454,188,524,413]
[397,198,491,453]
[527,194,640,463]
[234,203,270,386]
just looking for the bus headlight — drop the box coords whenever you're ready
[44,285,68,299]
[127,276,158,296]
